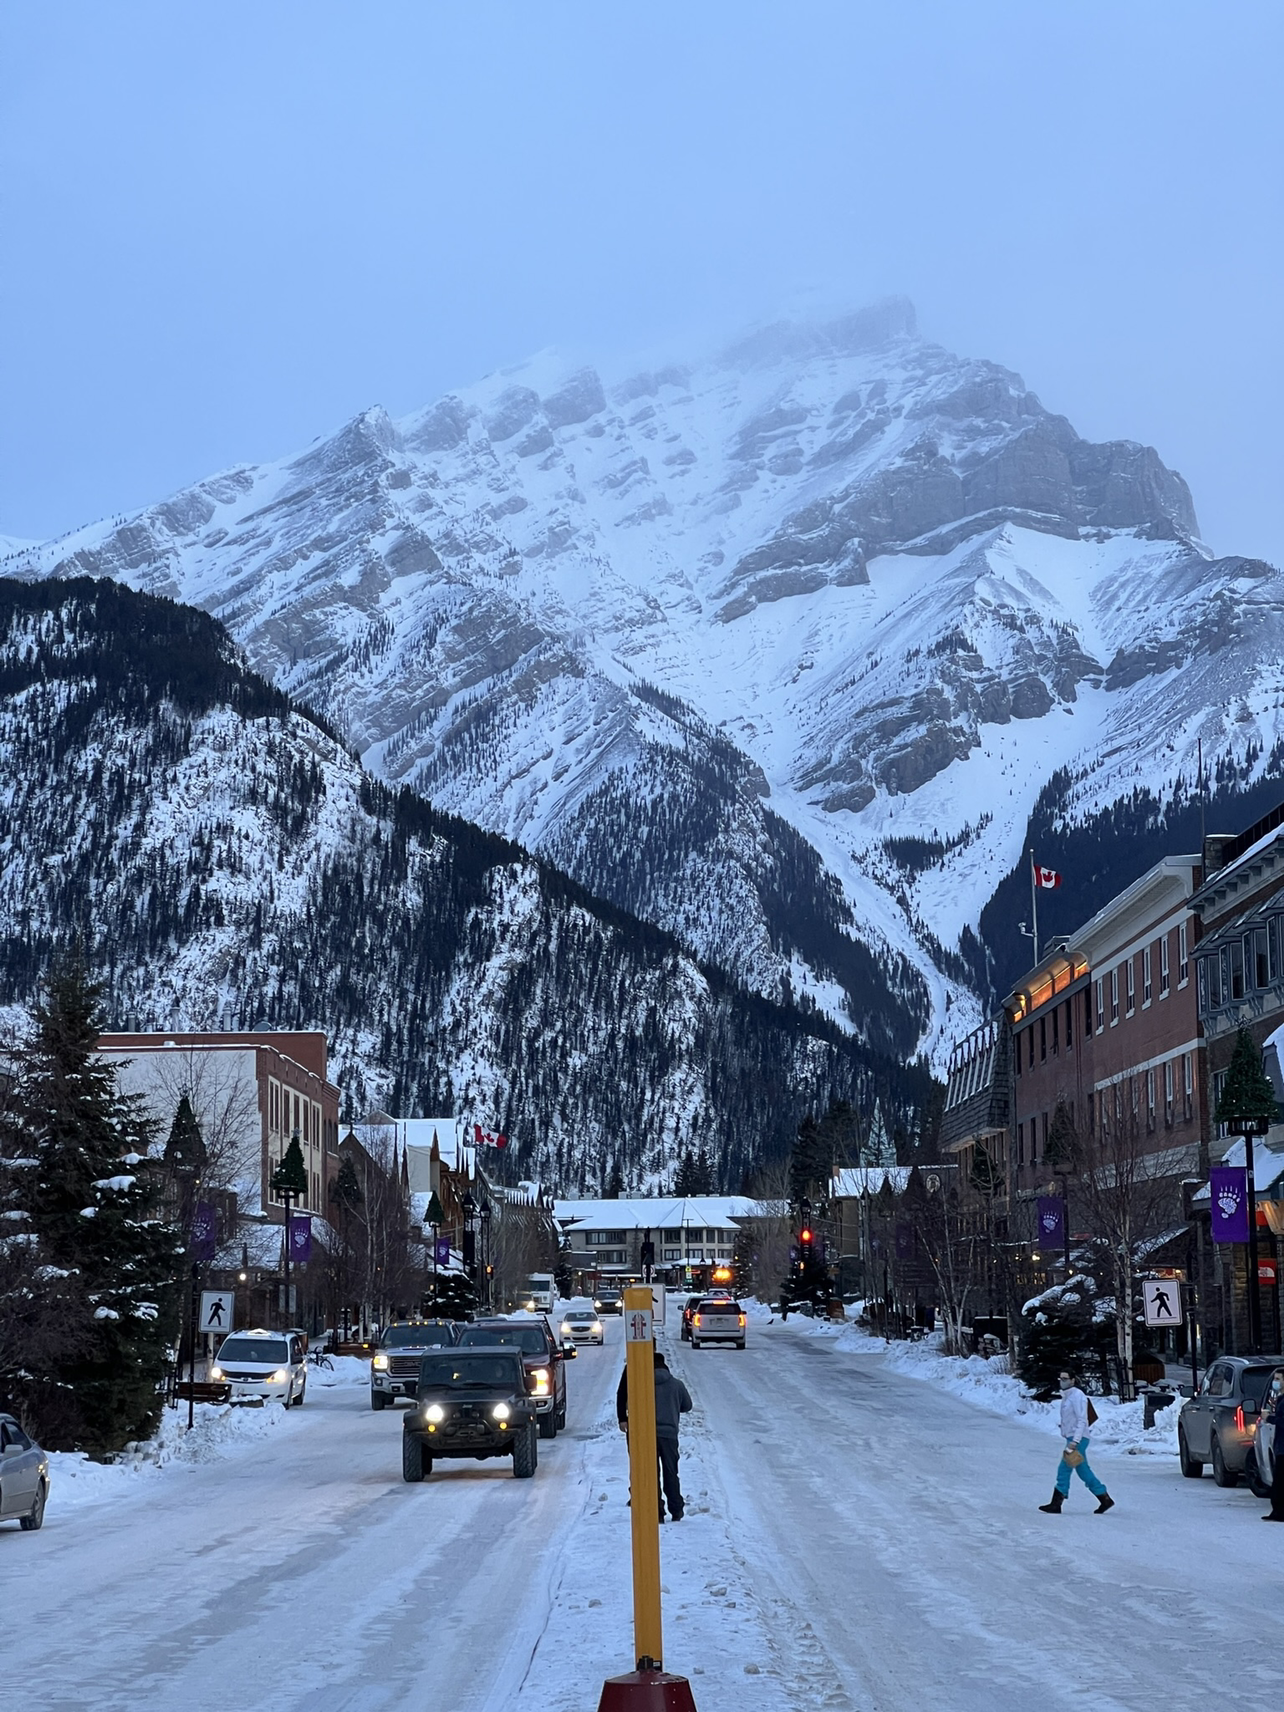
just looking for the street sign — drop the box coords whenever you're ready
[198,1290,234,1335]
[625,1306,653,1344]
[1142,1278,1183,1328]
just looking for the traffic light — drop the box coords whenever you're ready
[799,1227,813,1246]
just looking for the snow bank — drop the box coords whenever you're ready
[48,1397,305,1511]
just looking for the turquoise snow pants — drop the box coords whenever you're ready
[1055,1437,1107,1498]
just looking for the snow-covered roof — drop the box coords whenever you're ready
[831,1167,912,1197]
[554,1196,756,1231]
[357,1116,476,1180]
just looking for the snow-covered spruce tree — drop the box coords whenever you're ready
[23,963,183,1453]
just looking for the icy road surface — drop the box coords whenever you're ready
[6,1313,1284,1711]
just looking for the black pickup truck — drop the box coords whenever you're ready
[402,1348,540,1481]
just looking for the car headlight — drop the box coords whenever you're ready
[209,1366,224,1380]
[492,1402,511,1421]
[372,1353,389,1370]
[271,1369,289,1384]
[531,1367,550,1394]
[424,1403,445,1424]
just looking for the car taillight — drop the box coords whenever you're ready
[738,1314,746,1327]
[1236,1405,1246,1433]
[694,1315,702,1326]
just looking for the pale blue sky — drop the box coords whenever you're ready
[2,3,1281,564]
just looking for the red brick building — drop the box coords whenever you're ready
[97,1030,342,1222]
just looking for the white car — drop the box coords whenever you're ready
[210,1329,308,1407]
[0,1414,48,1531]
[560,1304,605,1345]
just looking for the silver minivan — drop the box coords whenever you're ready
[210,1329,308,1407]
[0,1413,49,1530]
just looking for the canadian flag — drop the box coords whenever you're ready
[473,1123,510,1150]
[1033,864,1062,890]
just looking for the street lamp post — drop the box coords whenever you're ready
[1053,1167,1072,1277]
[480,1201,492,1312]
[1242,1114,1271,1354]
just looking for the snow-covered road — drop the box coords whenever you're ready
[663,1316,1284,1711]
[8,1313,1284,1712]
[3,1338,624,1712]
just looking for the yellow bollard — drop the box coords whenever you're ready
[622,1286,663,1670]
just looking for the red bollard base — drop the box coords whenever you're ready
[597,1668,698,1711]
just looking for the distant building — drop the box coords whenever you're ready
[97,1030,341,1223]
[554,1196,754,1289]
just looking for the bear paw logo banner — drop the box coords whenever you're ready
[1037,1196,1065,1244]
[1210,1166,1250,1243]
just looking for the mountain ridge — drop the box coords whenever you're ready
[8,302,1278,1059]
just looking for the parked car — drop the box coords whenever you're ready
[689,1298,747,1350]
[0,1414,48,1531]
[402,1349,540,1481]
[560,1303,604,1346]
[371,1320,460,1410]
[210,1329,308,1407]
[1178,1355,1284,1485]
[457,1316,575,1438]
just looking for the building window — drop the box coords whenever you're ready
[1230,940,1245,1001]
[1017,1121,1025,1166]
[1051,1007,1060,1056]
[1028,1029,1036,1070]
[1212,1069,1227,1139]
[1065,997,1073,1050]
[269,1078,280,1133]
[663,1248,680,1261]
[1040,1017,1047,1061]
[1110,968,1119,1025]
[1039,1112,1048,1162]
[1015,1034,1022,1078]
[1095,978,1105,1033]
[1143,945,1152,1005]
[1183,1053,1194,1119]
[1160,934,1170,997]
[1178,921,1189,985]
[1164,1060,1175,1124]
[1146,1069,1156,1130]
[1256,928,1271,988]
[586,1229,627,1246]
[1087,1092,1095,1133]
[1126,958,1136,1015]
[1085,987,1094,1034]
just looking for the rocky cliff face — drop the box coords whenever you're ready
[10,301,1280,1060]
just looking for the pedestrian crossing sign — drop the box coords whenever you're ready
[1142,1278,1183,1327]
[199,1291,234,1335]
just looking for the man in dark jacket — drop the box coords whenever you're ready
[617,1349,694,1521]
[1262,1368,1284,1521]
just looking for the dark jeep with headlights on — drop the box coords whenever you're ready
[402,1349,540,1481]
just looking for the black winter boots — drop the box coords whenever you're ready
[1095,1493,1114,1513]
[1038,1491,1064,1513]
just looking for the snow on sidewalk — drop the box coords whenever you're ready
[47,1354,369,1512]
[750,1301,1183,1459]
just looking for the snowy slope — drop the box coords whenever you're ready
[13,299,1280,1060]
[0,578,929,1189]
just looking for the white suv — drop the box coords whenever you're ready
[211,1329,308,1407]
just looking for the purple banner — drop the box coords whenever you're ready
[288,1214,312,1264]
[1210,1166,1250,1244]
[1037,1196,1065,1247]
[191,1201,217,1263]
[435,1236,451,1269]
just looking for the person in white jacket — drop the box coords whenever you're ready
[1039,1368,1114,1514]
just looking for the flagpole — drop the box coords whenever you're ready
[1029,847,1040,965]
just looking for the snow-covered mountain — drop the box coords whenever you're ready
[0,577,931,1191]
[12,298,1283,1061]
